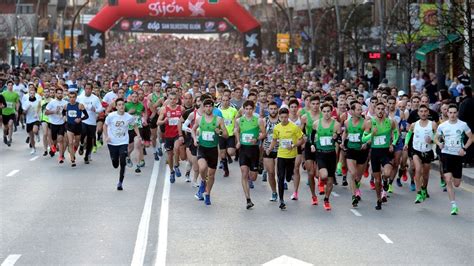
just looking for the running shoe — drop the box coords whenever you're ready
[117,182,123,191]
[223,168,229,177]
[415,192,424,204]
[170,171,176,183]
[381,191,388,202]
[126,157,133,168]
[342,176,348,186]
[355,189,362,201]
[49,150,55,157]
[157,147,163,157]
[410,182,416,191]
[336,162,342,176]
[387,184,394,193]
[323,200,331,211]
[227,155,233,164]
[311,196,318,205]
[174,166,181,177]
[135,166,141,173]
[84,156,90,164]
[246,200,254,210]
[96,140,103,148]
[78,144,84,155]
[30,148,36,155]
[352,195,359,208]
[450,205,459,215]
[219,161,224,169]
[370,180,376,190]
[333,176,338,186]
[262,170,267,182]
[142,148,147,156]
[51,144,57,153]
[284,182,288,190]
[279,201,286,210]
[185,171,191,182]
[318,180,325,195]
[43,151,48,156]
[402,171,408,182]
[71,160,76,167]
[35,134,40,143]
[440,179,446,189]
[249,180,255,189]
[290,191,298,200]
[364,167,369,178]
[3,136,7,145]
[92,146,97,153]
[375,200,382,210]
[195,183,205,200]
[25,136,30,143]
[192,181,200,188]
[422,188,430,199]
[138,160,145,168]
[154,152,160,161]
[396,178,403,187]
[59,156,64,164]
[204,194,211,205]
[270,192,278,202]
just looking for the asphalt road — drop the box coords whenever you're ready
[1,130,473,265]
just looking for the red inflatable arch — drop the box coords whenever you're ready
[86,0,262,59]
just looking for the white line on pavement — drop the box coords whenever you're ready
[6,170,19,177]
[1,254,21,266]
[378,234,393,244]
[29,156,39,161]
[331,192,340,197]
[155,167,171,266]
[131,161,160,266]
[350,209,362,216]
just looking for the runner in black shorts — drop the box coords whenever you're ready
[263,102,280,201]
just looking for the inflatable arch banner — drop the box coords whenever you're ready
[86,0,262,60]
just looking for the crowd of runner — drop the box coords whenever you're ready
[0,35,473,216]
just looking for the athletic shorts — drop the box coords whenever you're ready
[2,114,15,125]
[263,150,277,159]
[219,135,236,150]
[66,123,82,135]
[304,142,316,161]
[184,134,197,156]
[413,149,434,164]
[316,151,337,177]
[141,125,151,142]
[164,136,179,151]
[370,148,393,173]
[150,115,158,129]
[239,145,259,171]
[128,130,136,144]
[26,121,40,133]
[197,146,219,169]
[297,145,303,155]
[346,148,369,165]
[441,153,463,179]
[108,144,128,162]
[394,139,404,152]
[50,123,65,141]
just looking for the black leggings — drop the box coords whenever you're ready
[277,157,295,201]
[108,144,128,183]
[81,123,97,157]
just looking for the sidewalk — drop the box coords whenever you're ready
[431,161,474,186]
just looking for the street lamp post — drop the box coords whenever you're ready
[379,0,387,79]
[70,0,90,60]
[31,0,41,66]
[335,0,344,81]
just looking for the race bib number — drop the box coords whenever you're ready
[348,133,360,142]
[374,136,386,146]
[113,129,126,138]
[242,133,254,144]
[445,135,461,151]
[136,116,143,128]
[224,119,232,126]
[319,136,333,146]
[280,139,292,149]
[202,131,215,141]
[68,110,77,117]
[168,117,179,126]
[6,102,14,109]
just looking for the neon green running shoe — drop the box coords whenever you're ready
[336,162,342,175]
[355,181,361,189]
[96,140,103,148]
[92,146,97,153]
[415,193,424,204]
[451,206,459,215]
[387,184,394,193]
[421,188,428,200]
[440,179,446,188]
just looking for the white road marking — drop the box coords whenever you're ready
[331,192,340,197]
[155,167,171,266]
[350,209,362,216]
[131,161,160,266]
[263,255,313,265]
[6,170,19,177]
[29,156,39,161]
[1,254,21,266]
[378,233,393,244]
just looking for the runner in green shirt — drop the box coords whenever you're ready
[219,94,238,177]
[2,80,20,146]
[125,91,147,173]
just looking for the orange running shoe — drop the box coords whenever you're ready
[323,200,331,211]
[311,196,318,205]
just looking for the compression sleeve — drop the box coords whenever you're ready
[404,131,413,146]
[362,131,372,143]
[392,129,399,146]
[81,108,89,121]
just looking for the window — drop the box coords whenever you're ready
[17,4,34,14]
